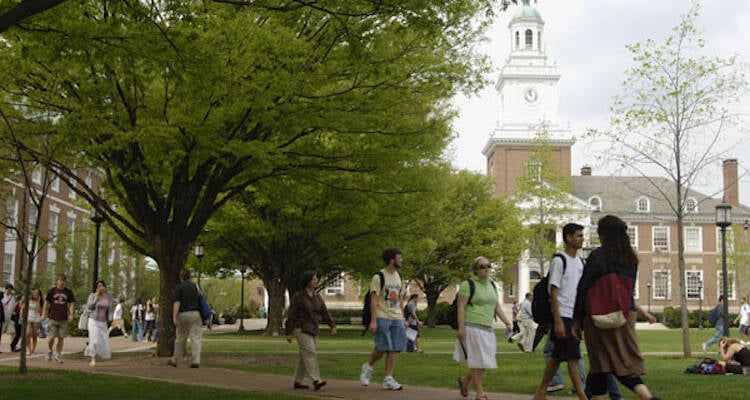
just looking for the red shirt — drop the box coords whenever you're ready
[46,287,75,321]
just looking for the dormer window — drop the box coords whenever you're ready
[685,197,698,213]
[588,196,602,211]
[635,196,650,213]
[525,29,533,49]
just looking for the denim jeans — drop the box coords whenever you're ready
[132,319,144,341]
[705,322,724,348]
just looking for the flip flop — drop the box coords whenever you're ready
[458,376,468,397]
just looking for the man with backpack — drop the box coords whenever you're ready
[360,247,407,391]
[510,292,535,352]
[703,296,726,353]
[533,223,587,400]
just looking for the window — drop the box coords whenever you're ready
[538,31,542,50]
[49,210,59,240]
[653,270,671,300]
[85,173,93,188]
[515,31,520,49]
[588,196,602,211]
[2,253,13,284]
[686,270,703,300]
[32,167,42,184]
[325,273,344,295]
[717,270,736,301]
[529,270,542,280]
[51,176,59,192]
[635,196,650,212]
[68,178,77,199]
[526,158,541,181]
[508,282,515,298]
[525,29,533,49]
[5,197,18,242]
[716,227,735,253]
[684,226,702,253]
[627,226,638,249]
[652,226,669,252]
[685,197,698,213]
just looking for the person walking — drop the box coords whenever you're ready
[144,298,156,341]
[168,269,202,368]
[107,297,129,338]
[359,247,407,391]
[21,288,43,355]
[734,296,750,345]
[285,270,336,391]
[130,297,144,342]
[1,284,17,352]
[455,256,513,400]
[404,294,423,353]
[533,223,587,400]
[510,292,535,352]
[84,280,114,366]
[703,296,726,352]
[574,215,659,400]
[42,273,76,363]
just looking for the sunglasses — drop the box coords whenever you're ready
[477,264,492,270]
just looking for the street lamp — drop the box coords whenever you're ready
[194,243,204,288]
[698,280,704,330]
[646,281,651,313]
[239,265,247,332]
[716,202,732,336]
[90,206,105,293]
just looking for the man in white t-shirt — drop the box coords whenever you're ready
[108,298,129,338]
[734,296,750,344]
[534,223,587,400]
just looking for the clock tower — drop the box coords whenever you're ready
[482,0,574,196]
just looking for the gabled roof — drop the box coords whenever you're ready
[571,175,750,224]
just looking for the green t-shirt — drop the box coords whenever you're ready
[458,277,498,328]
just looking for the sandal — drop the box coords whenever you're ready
[458,377,468,397]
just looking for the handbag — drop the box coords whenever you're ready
[78,309,90,330]
[197,286,211,321]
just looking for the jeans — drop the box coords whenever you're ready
[704,323,724,348]
[131,319,144,341]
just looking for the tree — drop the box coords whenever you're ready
[587,1,749,357]
[406,169,525,327]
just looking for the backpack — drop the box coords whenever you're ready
[361,271,401,333]
[708,305,721,326]
[531,253,567,325]
[447,279,497,330]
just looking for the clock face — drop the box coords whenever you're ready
[524,87,538,103]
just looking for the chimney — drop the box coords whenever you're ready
[581,166,592,176]
[723,159,739,207]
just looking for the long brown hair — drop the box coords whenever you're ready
[597,215,638,268]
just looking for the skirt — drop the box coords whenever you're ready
[453,324,497,369]
[584,312,644,376]
[85,319,112,360]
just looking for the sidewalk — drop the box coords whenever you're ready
[0,320,609,400]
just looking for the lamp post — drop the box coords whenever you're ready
[239,265,247,332]
[698,280,704,330]
[646,281,651,314]
[194,243,204,288]
[716,202,732,336]
[90,206,105,293]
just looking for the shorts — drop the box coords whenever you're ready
[47,319,69,338]
[550,317,581,361]
[111,319,126,329]
[374,318,407,352]
[740,324,749,335]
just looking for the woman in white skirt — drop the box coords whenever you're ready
[455,256,513,400]
[85,280,114,366]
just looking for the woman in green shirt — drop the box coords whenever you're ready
[455,256,513,400]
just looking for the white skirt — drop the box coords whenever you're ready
[453,324,497,369]
[85,319,112,360]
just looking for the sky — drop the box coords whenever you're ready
[450,0,750,205]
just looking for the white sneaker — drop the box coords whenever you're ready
[359,363,373,387]
[546,383,565,392]
[382,375,403,391]
[54,352,63,363]
[702,342,708,353]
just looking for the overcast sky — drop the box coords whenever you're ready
[450,0,750,205]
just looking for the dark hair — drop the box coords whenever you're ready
[300,270,317,288]
[562,223,584,243]
[719,295,725,302]
[96,280,106,288]
[409,294,419,301]
[4,283,13,290]
[382,247,402,265]
[180,269,191,281]
[597,215,638,268]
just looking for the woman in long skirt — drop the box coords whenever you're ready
[84,280,114,366]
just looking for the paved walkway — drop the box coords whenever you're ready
[0,320,672,400]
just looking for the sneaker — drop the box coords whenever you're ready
[359,363,373,387]
[702,342,708,353]
[546,383,564,392]
[46,351,53,361]
[54,353,63,364]
[382,375,403,391]
[167,359,177,367]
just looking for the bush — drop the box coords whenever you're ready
[659,306,734,328]
[433,302,452,326]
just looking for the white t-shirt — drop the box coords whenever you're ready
[547,253,584,319]
[740,303,750,325]
[113,303,124,320]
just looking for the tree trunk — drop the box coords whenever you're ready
[264,277,286,336]
[155,249,187,357]
[426,292,439,328]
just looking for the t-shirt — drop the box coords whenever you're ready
[113,303,124,320]
[174,281,200,313]
[131,304,144,321]
[547,253,584,319]
[370,269,404,321]
[1,293,16,323]
[405,301,417,326]
[458,277,498,328]
[740,303,750,325]
[520,298,533,320]
[45,287,75,321]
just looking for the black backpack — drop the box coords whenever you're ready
[447,279,497,329]
[531,253,568,325]
[361,271,401,333]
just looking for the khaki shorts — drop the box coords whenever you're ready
[111,319,126,330]
[47,319,69,338]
